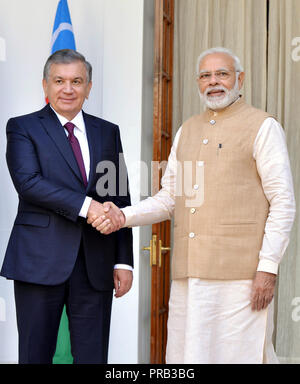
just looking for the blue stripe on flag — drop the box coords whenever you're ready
[51,0,76,53]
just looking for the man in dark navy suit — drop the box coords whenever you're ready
[0,49,133,364]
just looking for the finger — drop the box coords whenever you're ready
[94,218,110,230]
[101,228,114,235]
[100,226,113,235]
[98,221,111,232]
[115,277,132,298]
[92,219,105,228]
[262,299,269,310]
[87,214,98,224]
[114,279,124,298]
[93,220,108,229]
[256,295,265,311]
[263,295,273,310]
[106,214,120,229]
[103,215,122,232]
[92,216,107,228]
[251,294,258,311]
[115,283,127,298]
[98,219,118,233]
[261,298,269,311]
[114,273,124,297]
[118,281,132,297]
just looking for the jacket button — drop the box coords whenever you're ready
[190,208,196,214]
[189,232,195,239]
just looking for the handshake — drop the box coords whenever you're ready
[87,200,125,235]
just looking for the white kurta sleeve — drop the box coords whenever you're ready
[122,128,182,227]
[253,118,296,274]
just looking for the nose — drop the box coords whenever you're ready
[63,81,74,93]
[209,74,219,86]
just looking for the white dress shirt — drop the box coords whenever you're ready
[51,106,132,271]
[51,107,92,217]
[123,117,296,275]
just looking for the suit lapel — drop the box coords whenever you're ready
[83,111,103,192]
[38,105,83,184]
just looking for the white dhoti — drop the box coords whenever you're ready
[166,278,279,364]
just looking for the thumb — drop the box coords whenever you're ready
[103,202,111,213]
[113,271,120,293]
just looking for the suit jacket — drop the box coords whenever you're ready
[0,104,133,291]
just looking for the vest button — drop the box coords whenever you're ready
[193,184,199,190]
[189,232,195,239]
[203,139,209,145]
[190,208,196,214]
[210,119,216,125]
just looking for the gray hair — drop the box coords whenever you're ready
[43,49,92,83]
[196,47,244,76]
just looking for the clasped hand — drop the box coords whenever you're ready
[87,200,125,235]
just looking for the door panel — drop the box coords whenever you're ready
[150,0,174,364]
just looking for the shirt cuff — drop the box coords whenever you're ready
[257,259,279,275]
[121,206,135,228]
[114,264,133,271]
[79,196,93,218]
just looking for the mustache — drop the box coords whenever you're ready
[204,86,228,97]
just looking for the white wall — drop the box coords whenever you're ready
[0,0,147,364]
[100,0,146,364]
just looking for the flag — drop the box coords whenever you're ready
[50,0,75,364]
[51,0,76,54]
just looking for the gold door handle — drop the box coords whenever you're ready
[142,235,157,267]
[158,240,171,268]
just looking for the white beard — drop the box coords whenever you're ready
[199,76,241,110]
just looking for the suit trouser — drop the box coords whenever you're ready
[14,245,113,364]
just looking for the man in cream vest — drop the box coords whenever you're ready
[89,48,296,364]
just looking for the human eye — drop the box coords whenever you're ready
[217,71,230,79]
[199,73,211,81]
[55,79,63,85]
[73,78,82,85]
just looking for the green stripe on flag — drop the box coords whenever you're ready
[53,306,73,364]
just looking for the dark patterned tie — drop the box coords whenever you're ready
[64,122,88,187]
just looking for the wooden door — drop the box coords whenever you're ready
[150,0,174,364]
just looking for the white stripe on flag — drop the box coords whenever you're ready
[51,22,74,50]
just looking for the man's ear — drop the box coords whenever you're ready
[238,72,245,89]
[86,81,92,100]
[42,78,48,98]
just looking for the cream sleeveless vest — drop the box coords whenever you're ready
[172,97,271,280]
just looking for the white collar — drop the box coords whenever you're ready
[50,105,86,133]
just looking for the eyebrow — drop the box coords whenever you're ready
[199,68,232,74]
[53,76,84,81]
